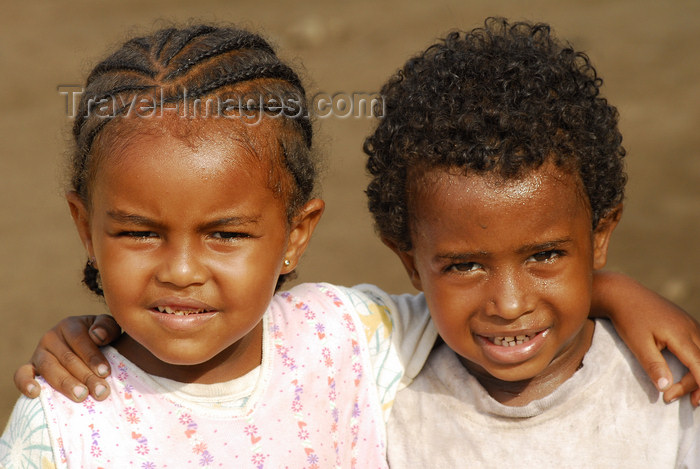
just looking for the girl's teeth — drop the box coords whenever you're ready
[490,334,532,347]
[156,306,204,316]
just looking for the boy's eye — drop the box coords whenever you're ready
[447,262,481,273]
[119,231,158,238]
[528,250,563,263]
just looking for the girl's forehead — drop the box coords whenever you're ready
[89,123,290,222]
[100,132,254,183]
[85,113,298,214]
[99,112,277,154]
[87,118,275,193]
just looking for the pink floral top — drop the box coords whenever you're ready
[1,283,436,468]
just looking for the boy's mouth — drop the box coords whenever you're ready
[475,328,550,366]
[490,334,533,347]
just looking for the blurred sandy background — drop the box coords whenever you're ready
[1,0,699,426]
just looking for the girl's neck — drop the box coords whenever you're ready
[462,319,595,407]
[113,321,264,384]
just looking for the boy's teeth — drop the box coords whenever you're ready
[491,334,532,347]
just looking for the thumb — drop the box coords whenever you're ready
[88,314,122,345]
[633,345,674,392]
[14,363,40,398]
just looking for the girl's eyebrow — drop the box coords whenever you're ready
[107,211,160,227]
[200,216,261,230]
[107,211,261,229]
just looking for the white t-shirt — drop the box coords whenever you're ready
[387,319,700,468]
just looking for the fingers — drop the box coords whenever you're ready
[692,388,700,408]
[32,344,110,402]
[13,363,40,398]
[631,342,700,405]
[664,332,700,401]
[89,314,121,347]
[32,347,90,402]
[32,316,115,401]
[59,316,113,378]
[637,345,673,392]
[625,334,673,392]
[663,372,699,405]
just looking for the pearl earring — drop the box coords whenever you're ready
[283,259,291,267]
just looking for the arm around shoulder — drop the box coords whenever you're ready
[590,270,700,405]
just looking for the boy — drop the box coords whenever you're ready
[364,17,699,467]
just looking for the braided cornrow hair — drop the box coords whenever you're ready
[72,25,317,295]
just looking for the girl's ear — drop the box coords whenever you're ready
[66,191,95,261]
[280,198,325,273]
[381,237,423,291]
[592,203,623,270]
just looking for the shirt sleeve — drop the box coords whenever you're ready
[0,395,57,468]
[336,284,438,421]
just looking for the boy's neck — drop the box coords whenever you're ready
[460,319,596,406]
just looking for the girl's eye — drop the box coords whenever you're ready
[210,232,250,240]
[446,262,482,273]
[528,250,563,263]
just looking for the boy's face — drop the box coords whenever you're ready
[393,162,619,387]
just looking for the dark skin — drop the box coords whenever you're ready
[13,271,700,406]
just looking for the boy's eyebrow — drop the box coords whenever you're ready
[516,238,572,254]
[434,238,573,260]
[435,250,489,261]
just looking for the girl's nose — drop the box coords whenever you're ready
[155,242,209,288]
[484,268,534,320]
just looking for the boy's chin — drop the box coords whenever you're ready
[458,355,543,384]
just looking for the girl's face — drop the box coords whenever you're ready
[68,119,322,383]
[390,162,619,404]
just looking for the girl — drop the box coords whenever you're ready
[4,23,700,469]
[0,25,436,468]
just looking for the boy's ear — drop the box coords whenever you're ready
[592,203,623,270]
[66,191,95,261]
[281,198,325,273]
[381,237,424,291]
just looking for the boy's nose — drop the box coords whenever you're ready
[155,241,209,288]
[484,268,534,320]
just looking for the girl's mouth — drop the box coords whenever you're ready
[154,306,211,316]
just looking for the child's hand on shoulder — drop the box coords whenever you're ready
[14,314,121,402]
[594,271,700,406]
[640,305,700,405]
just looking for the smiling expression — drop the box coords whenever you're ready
[68,117,322,383]
[393,162,620,403]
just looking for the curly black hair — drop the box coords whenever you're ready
[72,25,317,294]
[365,17,626,251]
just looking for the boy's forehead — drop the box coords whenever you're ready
[408,163,590,226]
